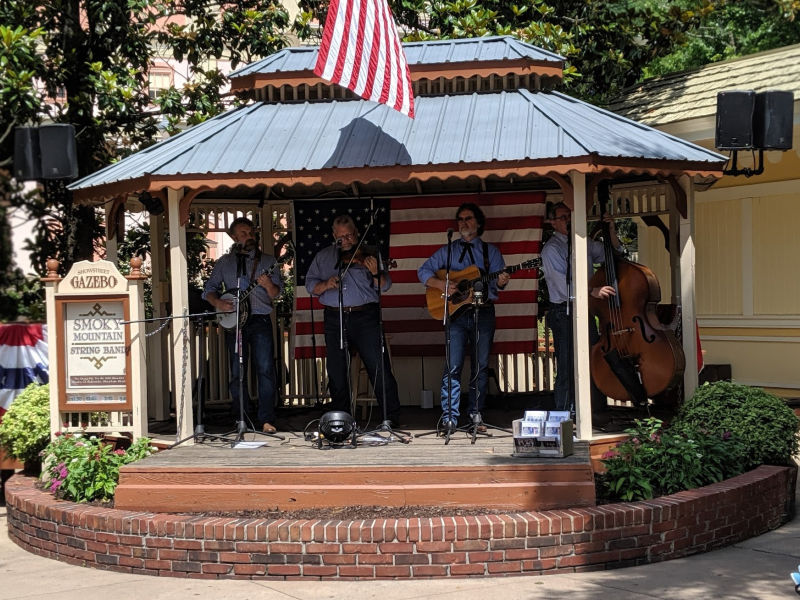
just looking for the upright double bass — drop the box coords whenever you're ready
[588,182,685,405]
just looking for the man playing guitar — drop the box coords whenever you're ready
[203,217,283,433]
[417,203,510,433]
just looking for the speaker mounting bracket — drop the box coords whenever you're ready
[722,149,764,178]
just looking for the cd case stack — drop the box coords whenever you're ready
[512,410,573,458]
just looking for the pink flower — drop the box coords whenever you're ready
[114,449,126,456]
[50,480,63,492]
[602,449,619,459]
[722,431,732,440]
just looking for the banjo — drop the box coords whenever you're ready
[217,259,282,331]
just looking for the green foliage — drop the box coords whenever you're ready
[673,381,800,469]
[297,0,715,104]
[598,417,746,502]
[41,434,158,503]
[0,383,50,465]
[644,0,800,78]
[0,0,297,283]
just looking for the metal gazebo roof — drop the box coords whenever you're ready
[69,88,725,203]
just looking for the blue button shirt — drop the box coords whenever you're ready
[417,237,505,301]
[305,245,391,307]
[202,251,283,315]
[540,232,605,304]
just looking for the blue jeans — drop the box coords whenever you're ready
[440,305,495,421]
[225,314,276,425]
[323,305,401,420]
[547,304,605,413]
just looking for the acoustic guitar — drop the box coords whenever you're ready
[425,258,541,320]
[217,258,284,330]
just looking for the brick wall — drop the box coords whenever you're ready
[4,465,795,579]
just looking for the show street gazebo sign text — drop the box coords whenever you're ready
[44,258,148,438]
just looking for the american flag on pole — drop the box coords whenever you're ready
[313,0,415,118]
[293,192,545,358]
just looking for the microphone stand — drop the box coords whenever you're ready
[335,240,354,416]
[220,249,284,445]
[357,245,411,444]
[456,286,512,444]
[416,228,456,444]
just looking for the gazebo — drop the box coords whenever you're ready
[68,35,726,442]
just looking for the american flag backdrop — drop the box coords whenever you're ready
[293,192,546,358]
[314,0,415,118]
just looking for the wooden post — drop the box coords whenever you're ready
[147,213,169,421]
[167,188,194,443]
[570,172,593,441]
[678,175,699,399]
[42,259,62,439]
[126,257,148,438]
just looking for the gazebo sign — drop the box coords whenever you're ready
[53,260,133,412]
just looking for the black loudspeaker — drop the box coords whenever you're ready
[715,90,755,150]
[754,90,794,150]
[13,126,41,181]
[38,124,78,179]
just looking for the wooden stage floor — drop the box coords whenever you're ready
[118,407,601,513]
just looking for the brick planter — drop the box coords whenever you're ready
[4,465,795,580]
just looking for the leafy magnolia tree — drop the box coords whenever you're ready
[299,0,711,103]
[644,0,800,78]
[0,0,297,320]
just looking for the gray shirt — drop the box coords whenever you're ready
[202,250,282,315]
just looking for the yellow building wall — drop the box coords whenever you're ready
[690,143,800,396]
[695,199,743,315]
[752,195,800,314]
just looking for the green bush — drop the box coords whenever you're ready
[41,434,157,503]
[673,381,800,469]
[0,383,50,465]
[598,417,746,502]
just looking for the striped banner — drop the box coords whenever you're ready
[294,192,545,358]
[0,323,49,419]
[314,0,415,117]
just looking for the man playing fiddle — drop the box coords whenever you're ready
[418,202,510,433]
[305,214,402,425]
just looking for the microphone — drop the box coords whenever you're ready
[231,243,246,255]
[335,238,344,247]
[447,228,454,240]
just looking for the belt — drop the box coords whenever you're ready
[325,303,376,313]
[550,301,568,308]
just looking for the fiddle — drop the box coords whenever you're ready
[339,245,396,270]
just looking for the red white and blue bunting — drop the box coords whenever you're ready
[0,323,49,419]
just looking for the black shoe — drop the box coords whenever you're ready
[441,419,457,433]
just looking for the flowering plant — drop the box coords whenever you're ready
[41,433,157,503]
[598,417,745,502]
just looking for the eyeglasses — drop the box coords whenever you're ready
[552,215,570,222]
[456,216,475,222]
[336,232,356,242]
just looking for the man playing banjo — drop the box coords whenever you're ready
[203,217,283,433]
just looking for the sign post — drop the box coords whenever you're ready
[44,258,148,438]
